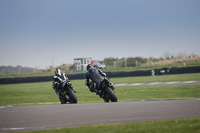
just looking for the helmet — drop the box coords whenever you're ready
[55,69,61,76]
[87,64,92,70]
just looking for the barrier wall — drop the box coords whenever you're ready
[0,66,199,84]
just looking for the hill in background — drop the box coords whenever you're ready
[0,66,35,75]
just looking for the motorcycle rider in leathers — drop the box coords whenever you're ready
[85,64,113,97]
[52,69,76,103]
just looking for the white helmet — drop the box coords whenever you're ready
[55,69,61,76]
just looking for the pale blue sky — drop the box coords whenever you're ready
[0,0,200,69]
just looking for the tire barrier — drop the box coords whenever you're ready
[0,73,85,84]
[153,66,200,75]
[0,66,199,84]
[0,76,53,84]
[106,70,151,78]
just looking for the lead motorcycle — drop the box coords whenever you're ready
[57,80,77,104]
[90,77,117,102]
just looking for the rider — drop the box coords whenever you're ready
[52,69,76,102]
[85,64,107,93]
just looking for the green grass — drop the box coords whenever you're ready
[0,82,59,105]
[0,73,200,106]
[16,117,200,133]
[116,85,200,101]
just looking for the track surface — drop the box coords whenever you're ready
[0,99,200,132]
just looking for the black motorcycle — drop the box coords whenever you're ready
[58,80,77,104]
[95,77,117,102]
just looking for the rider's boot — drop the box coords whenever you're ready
[72,87,76,93]
[56,91,65,104]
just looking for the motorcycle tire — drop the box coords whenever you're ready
[104,87,117,102]
[67,89,77,104]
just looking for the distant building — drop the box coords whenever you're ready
[74,58,92,73]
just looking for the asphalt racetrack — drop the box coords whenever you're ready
[1,99,200,132]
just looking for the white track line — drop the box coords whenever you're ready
[114,81,200,87]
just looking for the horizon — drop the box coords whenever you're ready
[0,52,199,69]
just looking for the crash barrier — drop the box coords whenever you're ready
[0,66,199,84]
[0,73,84,84]
[153,66,200,75]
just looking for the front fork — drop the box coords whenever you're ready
[109,82,115,91]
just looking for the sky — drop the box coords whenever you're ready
[0,0,200,69]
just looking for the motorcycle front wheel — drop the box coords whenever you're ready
[104,87,117,102]
[66,89,77,104]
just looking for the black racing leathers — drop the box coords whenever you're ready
[53,73,76,103]
[85,67,106,91]
[53,73,69,92]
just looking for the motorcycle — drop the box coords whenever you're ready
[58,80,77,104]
[93,77,117,102]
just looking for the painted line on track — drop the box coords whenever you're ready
[114,81,200,87]
[0,106,14,109]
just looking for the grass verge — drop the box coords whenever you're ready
[16,117,200,133]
